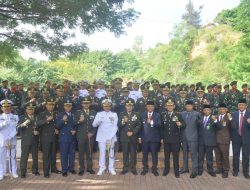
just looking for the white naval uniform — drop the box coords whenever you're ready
[95,89,107,99]
[128,90,143,102]
[0,113,19,178]
[79,89,89,97]
[92,111,118,171]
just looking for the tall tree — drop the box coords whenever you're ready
[182,0,203,29]
[0,0,139,59]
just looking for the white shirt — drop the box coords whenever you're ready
[95,89,107,99]
[79,89,89,97]
[129,90,143,102]
[0,113,19,147]
[92,111,118,142]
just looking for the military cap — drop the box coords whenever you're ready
[41,87,49,94]
[56,84,64,92]
[218,103,227,108]
[114,78,123,84]
[106,85,113,92]
[203,104,211,109]
[102,99,112,106]
[122,87,130,92]
[87,85,96,92]
[166,99,175,106]
[224,84,229,88]
[151,79,159,84]
[185,100,194,105]
[161,84,170,91]
[242,83,248,88]
[196,86,205,92]
[81,97,91,103]
[179,86,188,92]
[132,80,140,85]
[25,103,36,109]
[64,99,73,106]
[196,82,202,87]
[230,81,237,86]
[0,99,13,107]
[238,99,247,104]
[146,100,155,106]
[140,85,148,92]
[190,84,195,88]
[46,98,55,105]
[125,99,135,106]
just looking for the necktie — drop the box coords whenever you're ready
[148,113,152,120]
[219,115,223,122]
[239,112,244,136]
[203,117,208,128]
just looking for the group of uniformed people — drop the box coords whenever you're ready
[0,78,250,180]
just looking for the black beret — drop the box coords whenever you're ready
[218,103,227,108]
[238,99,247,104]
[185,100,194,105]
[230,81,237,86]
[203,104,211,109]
[146,100,155,106]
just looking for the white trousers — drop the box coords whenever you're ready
[98,141,116,171]
[0,146,17,177]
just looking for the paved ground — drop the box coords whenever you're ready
[1,169,250,190]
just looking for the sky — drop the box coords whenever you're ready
[20,0,241,60]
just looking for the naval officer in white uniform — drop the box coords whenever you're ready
[0,99,19,180]
[93,99,118,175]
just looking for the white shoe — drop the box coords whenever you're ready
[97,170,105,176]
[0,176,4,181]
[12,173,18,178]
[109,170,116,175]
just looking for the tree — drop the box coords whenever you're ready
[0,0,139,59]
[182,0,203,29]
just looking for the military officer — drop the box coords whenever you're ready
[116,87,134,115]
[161,99,185,178]
[193,86,210,113]
[135,86,150,113]
[92,99,118,176]
[36,87,50,113]
[140,101,162,176]
[113,78,123,100]
[8,82,22,115]
[129,81,143,102]
[175,86,189,113]
[149,79,162,100]
[56,99,76,177]
[119,99,141,175]
[95,80,107,99]
[155,84,174,114]
[19,103,40,178]
[54,85,69,112]
[210,84,224,115]
[74,97,96,175]
[225,81,243,112]
[79,81,89,98]
[0,99,19,180]
[37,98,61,178]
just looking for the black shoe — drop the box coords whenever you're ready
[51,170,61,174]
[21,174,26,178]
[70,170,76,175]
[120,170,128,175]
[131,170,138,176]
[62,172,68,177]
[190,173,197,178]
[233,171,238,177]
[222,172,228,178]
[215,170,223,174]
[175,173,180,178]
[152,170,159,176]
[78,171,84,176]
[244,174,250,179]
[44,174,50,178]
[162,170,169,176]
[180,170,189,174]
[198,170,203,176]
[141,170,148,176]
[32,171,40,176]
[87,170,95,174]
[208,171,216,177]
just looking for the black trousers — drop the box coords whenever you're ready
[121,142,137,171]
[198,144,214,173]
[232,143,250,174]
[20,143,38,175]
[142,142,159,170]
[41,141,57,175]
[164,142,180,174]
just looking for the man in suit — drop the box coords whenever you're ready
[161,99,185,178]
[19,103,40,178]
[139,100,162,176]
[74,97,96,176]
[231,99,250,178]
[37,98,61,178]
[214,103,232,178]
[180,100,201,178]
[56,99,76,177]
[119,99,141,175]
[198,104,217,177]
